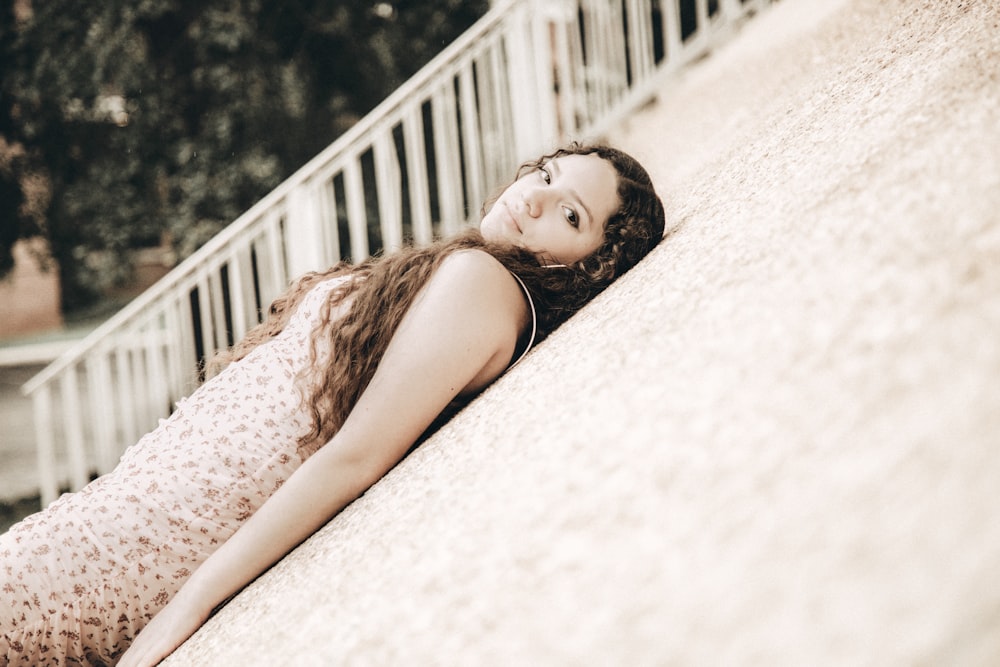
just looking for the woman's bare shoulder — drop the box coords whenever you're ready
[424,249,529,392]
[436,249,526,311]
[436,247,511,278]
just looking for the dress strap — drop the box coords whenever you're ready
[507,272,537,370]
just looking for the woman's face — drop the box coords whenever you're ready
[480,153,619,266]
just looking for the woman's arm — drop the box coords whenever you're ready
[118,250,527,666]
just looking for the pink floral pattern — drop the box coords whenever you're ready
[0,277,348,665]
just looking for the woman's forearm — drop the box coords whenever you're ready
[178,441,378,616]
[118,440,380,666]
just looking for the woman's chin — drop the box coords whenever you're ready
[480,224,510,246]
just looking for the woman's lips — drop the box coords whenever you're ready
[502,202,522,233]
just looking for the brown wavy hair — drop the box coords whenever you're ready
[208,143,665,450]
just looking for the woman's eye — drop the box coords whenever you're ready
[564,207,579,227]
[539,167,551,184]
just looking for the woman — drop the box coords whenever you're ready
[1,143,665,666]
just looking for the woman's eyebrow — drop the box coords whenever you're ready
[550,158,594,227]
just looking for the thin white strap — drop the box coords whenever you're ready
[507,272,537,370]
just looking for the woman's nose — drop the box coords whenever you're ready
[521,189,543,217]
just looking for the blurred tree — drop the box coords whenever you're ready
[0,0,487,311]
[0,0,32,276]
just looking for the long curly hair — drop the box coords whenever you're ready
[209,143,665,450]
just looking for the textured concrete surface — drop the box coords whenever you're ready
[167,0,1000,664]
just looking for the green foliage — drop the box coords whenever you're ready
[0,2,31,275]
[0,0,487,310]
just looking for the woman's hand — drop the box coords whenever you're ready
[117,592,211,667]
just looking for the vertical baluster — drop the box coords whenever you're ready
[263,211,288,305]
[487,38,515,173]
[694,0,710,42]
[315,179,341,264]
[503,3,544,160]
[718,0,743,22]
[597,0,627,111]
[195,272,216,365]
[374,131,404,251]
[616,0,631,98]
[403,107,434,245]
[550,1,579,138]
[474,51,500,187]
[552,12,574,138]
[228,247,250,342]
[244,242,261,328]
[161,297,182,405]
[457,63,486,221]
[528,2,559,147]
[114,339,140,449]
[580,0,601,119]
[175,288,199,387]
[565,1,592,129]
[126,325,153,436]
[627,0,655,85]
[33,383,59,506]
[60,366,90,491]
[432,83,463,234]
[285,183,327,277]
[208,266,228,353]
[663,0,683,61]
[142,315,170,430]
[132,323,152,434]
[343,158,370,260]
[86,351,118,473]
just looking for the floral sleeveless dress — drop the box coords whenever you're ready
[0,276,349,665]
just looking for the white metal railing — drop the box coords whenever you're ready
[22,0,775,505]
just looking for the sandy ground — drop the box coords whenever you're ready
[167,0,1000,663]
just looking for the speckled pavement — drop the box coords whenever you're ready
[167,0,1000,663]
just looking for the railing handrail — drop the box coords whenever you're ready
[21,0,518,396]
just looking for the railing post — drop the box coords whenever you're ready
[227,248,251,342]
[504,1,547,159]
[114,342,140,448]
[626,0,656,84]
[86,352,118,473]
[343,159,370,261]
[175,291,199,387]
[262,210,289,301]
[314,179,341,265]
[60,367,89,492]
[664,0,684,60]
[549,0,582,137]
[480,43,516,186]
[374,132,404,251]
[719,0,745,22]
[33,384,59,506]
[529,0,561,146]
[458,66,487,219]
[403,108,434,245]
[285,183,328,276]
